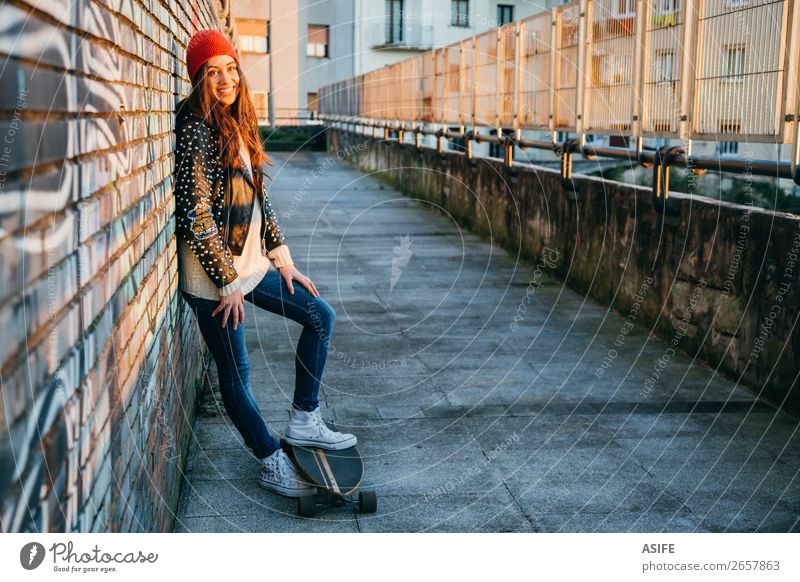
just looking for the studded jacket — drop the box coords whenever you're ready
[173,100,289,291]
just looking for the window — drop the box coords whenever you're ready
[489,129,503,158]
[609,135,630,147]
[237,19,268,53]
[724,44,745,79]
[718,121,740,154]
[654,0,678,14]
[652,0,678,27]
[307,92,319,114]
[614,0,636,17]
[307,24,329,58]
[717,141,739,155]
[252,91,268,121]
[448,127,466,151]
[654,50,674,83]
[497,4,514,26]
[451,0,469,27]
[386,0,404,43]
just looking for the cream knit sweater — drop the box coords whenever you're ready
[178,139,293,300]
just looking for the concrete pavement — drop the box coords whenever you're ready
[173,151,799,533]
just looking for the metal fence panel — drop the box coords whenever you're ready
[519,12,553,131]
[433,47,447,124]
[397,58,414,123]
[640,0,687,137]
[465,37,476,126]
[584,0,638,134]
[442,44,463,125]
[498,23,518,127]
[691,0,789,142]
[420,51,436,122]
[554,1,581,132]
[474,28,499,126]
[353,76,363,118]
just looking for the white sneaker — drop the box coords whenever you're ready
[284,406,357,450]
[258,449,316,497]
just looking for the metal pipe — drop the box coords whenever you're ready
[320,115,793,180]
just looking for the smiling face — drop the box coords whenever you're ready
[205,54,239,107]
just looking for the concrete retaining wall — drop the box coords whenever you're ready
[328,128,800,415]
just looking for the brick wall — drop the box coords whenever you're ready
[0,0,231,532]
[328,128,800,416]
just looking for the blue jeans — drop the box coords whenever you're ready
[180,267,336,459]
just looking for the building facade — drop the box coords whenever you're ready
[354,0,557,75]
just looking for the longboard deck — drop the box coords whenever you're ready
[282,440,364,497]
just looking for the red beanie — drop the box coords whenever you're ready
[186,29,240,83]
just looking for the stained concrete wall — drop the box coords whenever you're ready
[0,0,226,532]
[328,128,800,415]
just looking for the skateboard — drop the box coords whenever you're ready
[280,436,377,517]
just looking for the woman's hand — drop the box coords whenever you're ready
[211,289,245,329]
[279,265,319,297]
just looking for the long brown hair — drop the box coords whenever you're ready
[185,61,271,191]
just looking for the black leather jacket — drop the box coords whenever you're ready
[173,99,286,290]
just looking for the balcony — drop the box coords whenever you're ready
[370,22,433,51]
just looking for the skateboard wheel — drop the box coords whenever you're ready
[358,490,377,513]
[298,495,316,517]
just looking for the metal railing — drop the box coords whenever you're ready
[318,0,800,203]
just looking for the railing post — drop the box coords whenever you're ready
[513,19,523,134]
[679,0,698,145]
[505,19,523,170]
[632,0,646,142]
[575,0,588,136]
[440,46,447,131]
[560,141,573,181]
[504,131,514,168]
[495,26,502,132]
[548,8,557,141]
[784,0,800,183]
[653,146,684,217]
[459,39,466,130]
[557,138,581,196]
[471,34,477,139]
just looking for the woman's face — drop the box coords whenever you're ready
[205,55,239,107]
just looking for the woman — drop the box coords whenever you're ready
[174,29,355,498]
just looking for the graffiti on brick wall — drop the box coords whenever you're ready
[0,0,227,533]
